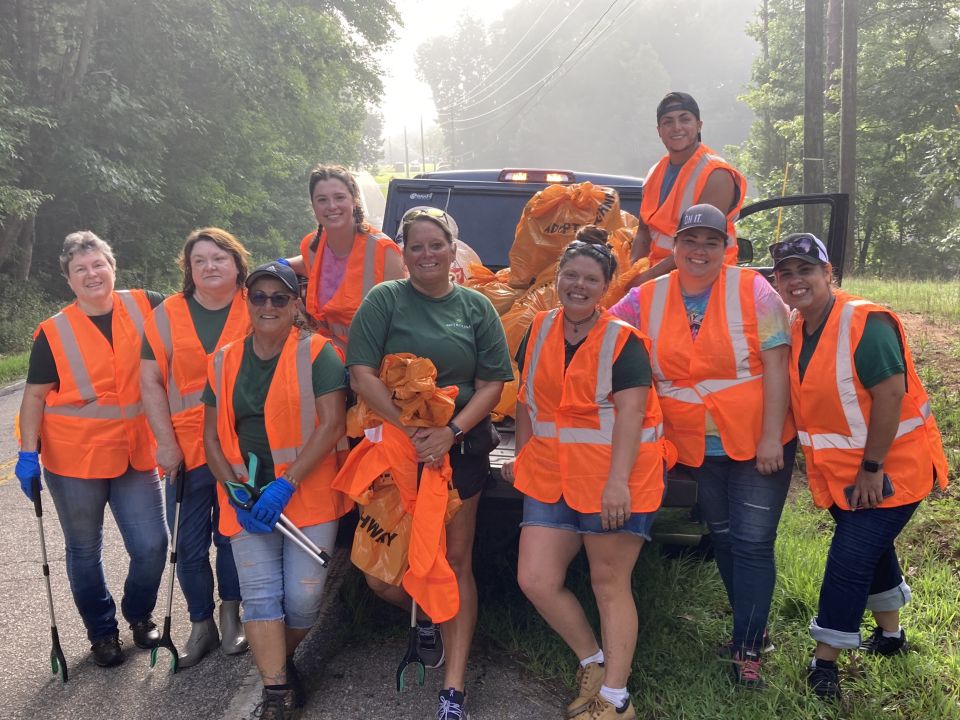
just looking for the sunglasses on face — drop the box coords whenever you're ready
[769,234,824,262]
[249,292,295,308]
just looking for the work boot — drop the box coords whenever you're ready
[566,661,605,718]
[219,600,248,655]
[129,617,160,649]
[252,687,300,720]
[91,632,124,668]
[569,695,635,720]
[178,618,220,669]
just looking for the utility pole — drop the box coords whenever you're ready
[403,125,410,177]
[420,116,426,172]
[803,0,825,240]
[839,0,858,275]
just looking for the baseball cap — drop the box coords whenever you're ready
[245,261,300,295]
[675,203,728,239]
[657,91,701,123]
[397,206,459,244]
[769,233,829,269]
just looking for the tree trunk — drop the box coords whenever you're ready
[839,0,858,278]
[16,214,36,281]
[803,0,825,238]
[0,216,26,270]
[825,0,842,113]
[15,0,40,90]
[63,0,99,104]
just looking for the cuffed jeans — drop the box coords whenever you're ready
[44,466,168,643]
[809,501,919,649]
[686,438,796,653]
[165,464,241,622]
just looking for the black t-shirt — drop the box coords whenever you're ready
[26,291,165,385]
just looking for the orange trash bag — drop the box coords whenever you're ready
[351,474,412,586]
[508,182,624,289]
[491,361,520,421]
[602,256,650,309]
[465,263,526,315]
[501,283,560,357]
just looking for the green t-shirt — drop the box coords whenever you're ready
[799,311,906,387]
[515,324,652,392]
[346,280,514,409]
[201,336,346,487]
[141,295,233,361]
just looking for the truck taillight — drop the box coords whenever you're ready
[497,169,575,184]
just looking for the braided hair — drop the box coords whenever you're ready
[307,164,368,252]
[559,225,618,282]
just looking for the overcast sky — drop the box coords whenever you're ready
[379,0,519,136]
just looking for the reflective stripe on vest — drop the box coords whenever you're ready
[649,151,730,253]
[525,309,559,438]
[150,303,204,414]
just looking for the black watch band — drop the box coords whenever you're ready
[861,459,883,473]
[447,421,465,443]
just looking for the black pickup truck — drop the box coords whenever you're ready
[383,168,849,548]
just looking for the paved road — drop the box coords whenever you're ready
[0,382,562,719]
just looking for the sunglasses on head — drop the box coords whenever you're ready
[567,239,613,257]
[249,291,295,308]
[769,234,824,262]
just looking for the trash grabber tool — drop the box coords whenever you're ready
[397,462,426,691]
[32,476,68,683]
[150,464,184,672]
[225,480,331,567]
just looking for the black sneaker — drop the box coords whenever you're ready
[286,658,306,708]
[91,632,124,667]
[129,618,160,649]
[437,687,466,720]
[417,621,445,669]
[860,626,909,656]
[253,687,300,720]
[807,661,841,700]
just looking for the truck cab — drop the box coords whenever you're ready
[383,168,849,548]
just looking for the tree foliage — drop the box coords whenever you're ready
[735,0,960,276]
[0,0,398,296]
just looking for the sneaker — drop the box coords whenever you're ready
[129,617,160,649]
[566,661,606,718]
[807,661,841,700]
[253,687,300,720]
[717,629,774,660]
[436,687,466,720]
[90,632,124,668]
[860,626,909,656]
[569,695,635,720]
[417,621,445,669]
[730,649,765,690]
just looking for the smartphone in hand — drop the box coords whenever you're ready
[844,474,895,508]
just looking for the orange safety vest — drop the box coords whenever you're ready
[300,228,401,353]
[37,290,156,479]
[332,423,459,623]
[638,266,795,466]
[514,309,669,513]
[208,327,352,536]
[789,292,949,510]
[142,292,250,471]
[640,144,746,265]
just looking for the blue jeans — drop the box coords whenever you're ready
[165,465,241,622]
[810,501,919,649]
[686,438,796,652]
[44,466,168,643]
[230,520,338,628]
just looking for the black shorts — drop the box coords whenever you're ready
[448,448,490,501]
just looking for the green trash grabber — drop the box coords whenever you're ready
[31,476,68,683]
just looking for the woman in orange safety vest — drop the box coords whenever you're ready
[504,226,669,720]
[202,261,351,715]
[141,227,251,667]
[610,204,796,690]
[14,231,168,668]
[771,233,949,701]
[287,164,404,355]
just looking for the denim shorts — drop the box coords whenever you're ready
[520,495,658,539]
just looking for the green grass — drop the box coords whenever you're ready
[844,277,960,322]
[0,351,28,386]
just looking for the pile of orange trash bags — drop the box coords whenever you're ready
[335,354,463,623]
[462,182,649,420]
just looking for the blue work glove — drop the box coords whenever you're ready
[233,505,273,534]
[251,478,296,527]
[275,257,291,267]
[15,450,41,501]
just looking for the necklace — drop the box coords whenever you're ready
[564,309,598,335]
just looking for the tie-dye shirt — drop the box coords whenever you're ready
[609,273,790,456]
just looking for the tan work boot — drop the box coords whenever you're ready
[219,600,249,655]
[569,694,635,720]
[566,661,605,718]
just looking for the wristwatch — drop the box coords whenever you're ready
[861,459,883,473]
[447,421,465,444]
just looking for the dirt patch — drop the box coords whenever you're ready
[897,311,960,389]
